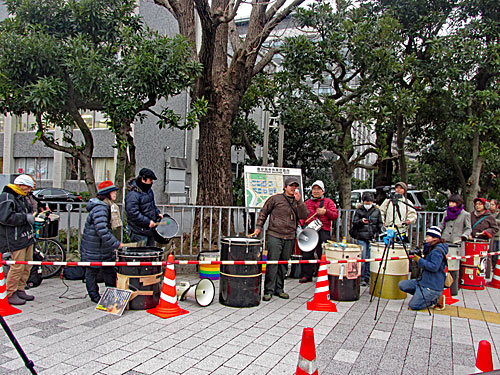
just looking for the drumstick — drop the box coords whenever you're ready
[305,213,318,223]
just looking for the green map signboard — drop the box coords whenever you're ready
[244,166,303,208]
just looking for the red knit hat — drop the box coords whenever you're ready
[98,180,118,195]
[474,197,487,205]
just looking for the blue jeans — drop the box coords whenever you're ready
[357,239,370,282]
[398,279,442,310]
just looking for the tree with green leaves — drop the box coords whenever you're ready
[0,0,203,196]
[268,0,404,209]
[152,0,306,207]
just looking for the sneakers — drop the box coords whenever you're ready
[8,293,26,305]
[361,280,369,287]
[262,294,272,302]
[299,277,312,284]
[17,290,35,301]
[274,292,289,299]
[433,295,445,311]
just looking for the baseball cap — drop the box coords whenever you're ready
[138,168,157,180]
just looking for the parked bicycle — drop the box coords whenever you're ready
[3,213,66,279]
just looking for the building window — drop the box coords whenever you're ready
[15,157,53,179]
[0,115,4,133]
[17,114,54,132]
[80,110,110,129]
[93,158,115,182]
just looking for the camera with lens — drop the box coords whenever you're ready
[408,248,422,257]
[382,186,402,202]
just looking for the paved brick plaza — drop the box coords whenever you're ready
[1,274,499,375]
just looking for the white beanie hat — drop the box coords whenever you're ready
[311,180,325,192]
[14,174,34,188]
[426,226,442,239]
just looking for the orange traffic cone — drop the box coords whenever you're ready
[475,340,493,373]
[306,255,337,312]
[486,258,500,289]
[442,267,459,305]
[0,261,22,317]
[442,288,459,305]
[296,327,318,375]
[147,254,189,319]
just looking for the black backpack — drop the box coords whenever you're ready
[26,249,44,289]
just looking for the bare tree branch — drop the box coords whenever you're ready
[252,47,279,77]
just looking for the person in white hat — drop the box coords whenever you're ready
[300,180,338,283]
[0,175,37,305]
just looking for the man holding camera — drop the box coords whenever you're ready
[399,226,448,310]
[379,182,417,238]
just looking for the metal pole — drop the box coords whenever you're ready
[277,118,284,167]
[262,111,270,166]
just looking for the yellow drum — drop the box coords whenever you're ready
[369,242,409,299]
[323,242,361,301]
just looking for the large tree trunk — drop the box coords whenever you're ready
[396,116,408,185]
[465,132,483,211]
[332,162,353,211]
[374,130,394,204]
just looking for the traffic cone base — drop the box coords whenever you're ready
[486,259,500,289]
[442,288,459,305]
[0,263,22,317]
[475,340,493,372]
[296,327,318,375]
[306,254,337,312]
[147,254,189,319]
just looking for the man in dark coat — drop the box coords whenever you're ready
[253,176,309,301]
[125,168,163,246]
[0,175,36,305]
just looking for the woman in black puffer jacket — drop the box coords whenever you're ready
[81,181,123,303]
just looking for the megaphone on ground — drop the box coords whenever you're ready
[176,279,215,307]
[297,227,319,252]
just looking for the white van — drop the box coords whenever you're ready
[351,189,376,208]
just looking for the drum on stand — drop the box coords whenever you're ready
[461,239,488,290]
[323,242,361,301]
[369,242,409,299]
[199,251,220,280]
[219,237,263,307]
[153,215,179,244]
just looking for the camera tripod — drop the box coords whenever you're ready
[370,193,431,319]
[0,315,37,374]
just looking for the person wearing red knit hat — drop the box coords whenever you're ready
[470,197,498,240]
[80,181,124,303]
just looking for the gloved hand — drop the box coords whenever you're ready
[26,214,35,225]
[413,254,421,262]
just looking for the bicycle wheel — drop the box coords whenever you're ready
[36,239,66,278]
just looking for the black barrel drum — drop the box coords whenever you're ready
[116,247,163,310]
[219,237,262,308]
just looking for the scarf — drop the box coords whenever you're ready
[8,183,27,196]
[443,204,464,223]
[136,178,152,192]
[311,195,324,201]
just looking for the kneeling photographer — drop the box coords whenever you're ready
[398,226,448,310]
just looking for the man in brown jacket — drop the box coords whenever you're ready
[253,176,308,301]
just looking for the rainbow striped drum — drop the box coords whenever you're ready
[199,251,220,280]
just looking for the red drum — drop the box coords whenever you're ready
[461,240,489,290]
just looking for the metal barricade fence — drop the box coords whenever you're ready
[42,201,445,258]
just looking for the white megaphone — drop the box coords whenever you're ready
[296,227,319,252]
[176,279,215,307]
